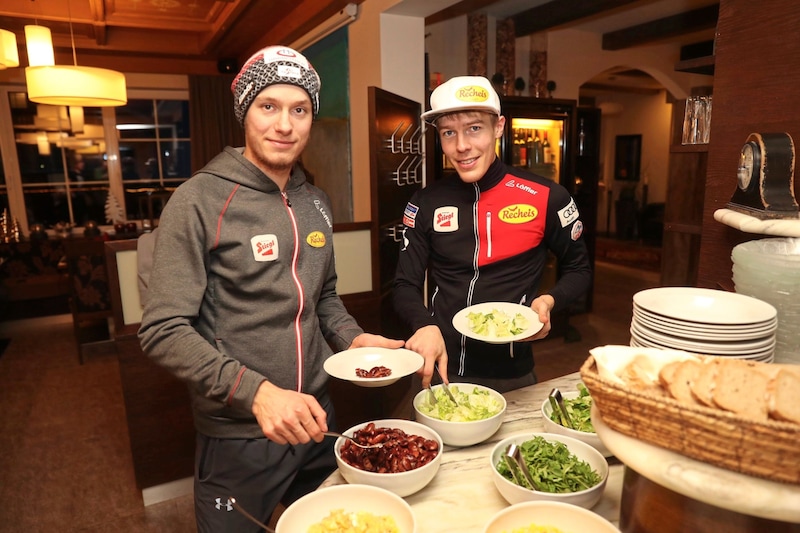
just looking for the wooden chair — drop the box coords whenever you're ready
[63,238,113,364]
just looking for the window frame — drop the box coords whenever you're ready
[0,84,189,237]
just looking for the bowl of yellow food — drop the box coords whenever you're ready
[490,432,608,509]
[334,418,443,497]
[413,383,506,447]
[276,484,416,533]
[540,383,612,457]
[483,500,620,533]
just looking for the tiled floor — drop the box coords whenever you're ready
[0,261,659,532]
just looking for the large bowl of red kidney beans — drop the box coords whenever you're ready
[334,419,444,497]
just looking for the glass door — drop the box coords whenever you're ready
[508,117,564,183]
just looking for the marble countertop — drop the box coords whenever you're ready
[714,208,800,237]
[320,372,623,532]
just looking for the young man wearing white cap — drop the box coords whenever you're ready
[139,46,402,532]
[394,75,592,393]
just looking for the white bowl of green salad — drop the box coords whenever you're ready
[413,383,506,447]
[490,432,608,509]
[540,383,612,457]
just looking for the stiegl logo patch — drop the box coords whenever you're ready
[251,234,279,261]
[433,207,458,232]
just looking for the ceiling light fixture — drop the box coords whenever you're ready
[0,29,20,69]
[24,24,54,66]
[25,1,127,107]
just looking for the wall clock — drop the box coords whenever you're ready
[727,132,799,219]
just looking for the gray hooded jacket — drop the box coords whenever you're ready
[138,146,363,439]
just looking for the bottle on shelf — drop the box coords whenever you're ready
[542,131,552,162]
[533,129,544,165]
[578,118,586,156]
[512,129,522,167]
[518,129,528,167]
[525,129,533,167]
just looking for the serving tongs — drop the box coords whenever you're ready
[230,497,276,532]
[504,443,541,491]
[549,387,574,429]
[435,365,459,405]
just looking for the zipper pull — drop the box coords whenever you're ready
[282,191,292,207]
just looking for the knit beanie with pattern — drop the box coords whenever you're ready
[230,46,321,126]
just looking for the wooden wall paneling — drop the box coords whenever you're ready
[662,87,708,293]
[698,0,800,289]
[116,336,195,490]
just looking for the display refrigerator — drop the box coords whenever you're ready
[499,97,598,329]
[498,96,578,194]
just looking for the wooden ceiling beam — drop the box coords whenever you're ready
[602,4,719,50]
[425,0,498,26]
[512,0,641,38]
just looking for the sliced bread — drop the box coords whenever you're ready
[689,357,721,407]
[663,359,703,405]
[711,359,770,421]
[767,368,800,424]
[619,354,666,395]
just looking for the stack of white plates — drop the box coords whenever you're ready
[630,287,778,362]
[732,238,800,365]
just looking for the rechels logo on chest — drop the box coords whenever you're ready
[498,204,537,224]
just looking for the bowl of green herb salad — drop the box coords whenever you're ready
[490,432,608,509]
[540,383,612,457]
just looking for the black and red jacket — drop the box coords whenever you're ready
[394,157,592,379]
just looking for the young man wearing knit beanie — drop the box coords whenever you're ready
[139,45,403,532]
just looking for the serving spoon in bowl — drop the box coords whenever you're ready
[324,431,384,449]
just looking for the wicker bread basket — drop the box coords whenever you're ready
[580,354,800,485]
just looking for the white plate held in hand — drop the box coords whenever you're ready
[324,347,423,387]
[452,302,543,344]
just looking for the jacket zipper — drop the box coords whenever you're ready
[486,211,492,258]
[283,191,305,392]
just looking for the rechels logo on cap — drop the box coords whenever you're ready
[455,85,489,103]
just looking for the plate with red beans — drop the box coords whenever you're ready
[324,347,424,387]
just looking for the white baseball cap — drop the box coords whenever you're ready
[421,75,501,125]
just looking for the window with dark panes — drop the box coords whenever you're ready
[2,91,190,233]
[116,99,190,223]
[9,93,108,228]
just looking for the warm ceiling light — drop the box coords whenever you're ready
[0,29,19,69]
[24,25,54,67]
[26,65,127,106]
[69,106,84,133]
[24,2,127,107]
[34,104,70,130]
[36,132,51,156]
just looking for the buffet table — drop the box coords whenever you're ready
[320,372,623,532]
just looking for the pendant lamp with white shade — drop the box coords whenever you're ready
[24,2,127,107]
[0,29,19,69]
